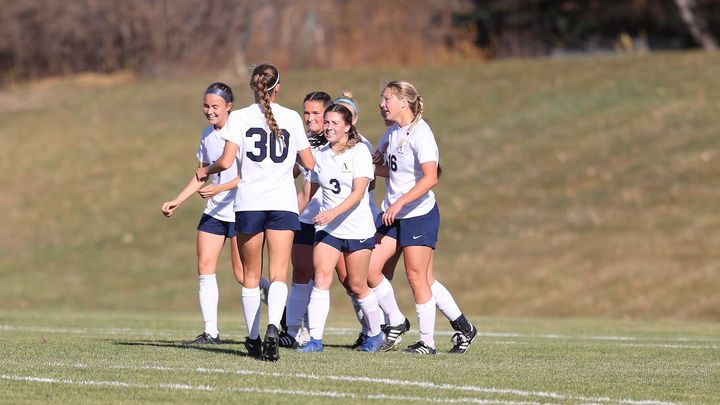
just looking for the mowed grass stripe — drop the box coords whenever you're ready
[3,362,680,405]
[1,374,548,405]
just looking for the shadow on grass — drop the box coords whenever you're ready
[113,339,256,358]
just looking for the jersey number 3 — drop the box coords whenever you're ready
[245,128,290,163]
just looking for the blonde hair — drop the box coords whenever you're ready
[384,80,424,129]
[334,91,359,119]
[250,63,283,143]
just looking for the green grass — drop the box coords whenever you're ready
[1,310,719,403]
[2,51,719,318]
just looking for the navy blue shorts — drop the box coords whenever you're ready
[197,213,237,238]
[293,222,316,246]
[315,231,375,253]
[235,210,301,234]
[376,204,439,248]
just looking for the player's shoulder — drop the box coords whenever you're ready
[200,124,215,139]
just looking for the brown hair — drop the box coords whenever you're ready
[324,103,359,153]
[250,63,283,143]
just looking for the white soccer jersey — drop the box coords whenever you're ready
[300,134,379,225]
[196,124,237,222]
[310,140,376,240]
[221,103,310,213]
[380,118,438,219]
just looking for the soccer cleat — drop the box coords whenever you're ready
[449,323,477,354]
[378,317,411,351]
[244,336,263,358]
[358,333,383,352]
[295,326,311,347]
[405,340,437,354]
[189,332,220,344]
[296,338,324,353]
[351,332,368,349]
[262,324,280,362]
[278,330,297,348]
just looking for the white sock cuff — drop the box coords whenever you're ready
[199,274,217,281]
[312,287,330,298]
[371,276,392,298]
[416,297,436,314]
[356,291,378,305]
[242,286,260,297]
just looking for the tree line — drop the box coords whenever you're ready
[0,0,717,85]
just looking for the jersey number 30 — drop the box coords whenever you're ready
[245,128,290,163]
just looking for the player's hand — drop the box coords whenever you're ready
[195,166,209,182]
[198,185,217,199]
[161,200,179,217]
[313,210,337,226]
[381,202,404,225]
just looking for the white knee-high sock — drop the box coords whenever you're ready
[348,292,369,335]
[267,281,288,328]
[431,281,462,321]
[307,287,330,340]
[286,282,313,337]
[198,274,219,337]
[241,287,261,339]
[371,276,405,326]
[416,297,436,348]
[357,292,382,337]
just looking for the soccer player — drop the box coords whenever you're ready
[297,103,384,353]
[279,91,333,348]
[161,82,269,344]
[369,81,476,354]
[196,64,314,361]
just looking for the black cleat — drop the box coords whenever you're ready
[278,330,297,348]
[244,336,263,358]
[405,340,436,354]
[189,332,220,344]
[379,317,411,351]
[262,324,280,362]
[351,332,368,350]
[449,323,477,354]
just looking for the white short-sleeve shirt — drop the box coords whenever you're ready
[380,118,438,219]
[196,124,237,222]
[300,134,379,225]
[310,140,376,240]
[221,103,310,213]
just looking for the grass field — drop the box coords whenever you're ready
[1,310,719,403]
[1,51,720,402]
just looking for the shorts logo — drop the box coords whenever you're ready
[359,238,368,243]
[412,235,422,240]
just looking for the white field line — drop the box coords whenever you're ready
[38,361,681,405]
[0,374,545,405]
[2,324,718,349]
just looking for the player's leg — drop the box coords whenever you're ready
[193,229,225,344]
[369,232,409,351]
[427,253,478,354]
[343,246,384,352]
[298,236,341,353]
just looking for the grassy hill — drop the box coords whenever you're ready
[1,52,718,319]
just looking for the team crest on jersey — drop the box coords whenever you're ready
[341,162,351,173]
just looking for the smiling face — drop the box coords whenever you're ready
[303,100,326,135]
[323,111,350,145]
[203,93,231,128]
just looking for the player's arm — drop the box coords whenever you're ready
[313,177,369,226]
[196,140,238,180]
[298,179,314,213]
[381,161,437,225]
[198,175,240,200]
[161,162,207,217]
[297,147,315,171]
